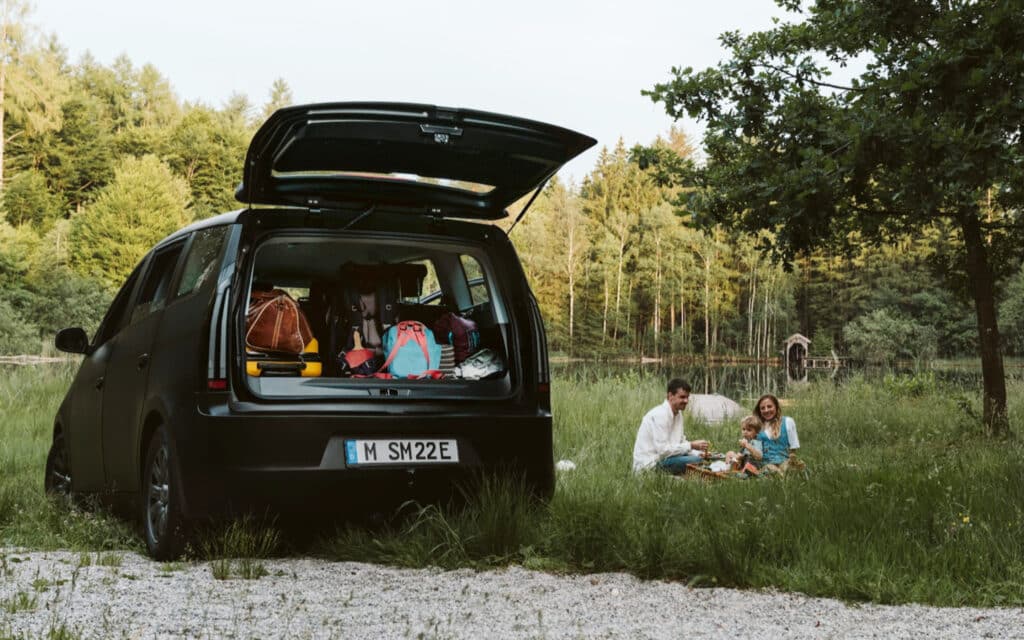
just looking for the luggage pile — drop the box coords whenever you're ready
[244,276,503,380]
[334,315,501,379]
[245,288,322,377]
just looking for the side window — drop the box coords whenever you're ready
[176,227,227,298]
[92,266,143,347]
[459,254,490,307]
[407,259,441,304]
[133,243,185,321]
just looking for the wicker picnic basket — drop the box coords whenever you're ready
[684,463,729,481]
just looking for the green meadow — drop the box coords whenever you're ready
[2,364,1022,607]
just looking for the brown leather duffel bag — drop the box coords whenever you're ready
[246,289,314,354]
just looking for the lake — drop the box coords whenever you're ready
[550,358,1024,405]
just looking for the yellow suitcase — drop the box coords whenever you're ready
[246,338,323,377]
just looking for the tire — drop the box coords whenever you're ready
[527,464,555,503]
[44,431,73,499]
[141,427,189,560]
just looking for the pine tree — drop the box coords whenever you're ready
[261,78,293,121]
[69,155,191,290]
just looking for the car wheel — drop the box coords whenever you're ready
[141,427,188,560]
[526,464,555,503]
[44,431,73,499]
[518,454,555,503]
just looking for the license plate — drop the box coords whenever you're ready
[344,439,459,466]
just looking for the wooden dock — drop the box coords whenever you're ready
[802,356,846,368]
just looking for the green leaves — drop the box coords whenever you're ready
[1,170,62,229]
[647,0,1022,433]
[69,155,191,291]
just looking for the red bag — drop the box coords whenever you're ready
[246,289,314,354]
[338,329,381,376]
[432,312,480,363]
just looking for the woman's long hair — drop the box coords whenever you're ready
[755,394,782,439]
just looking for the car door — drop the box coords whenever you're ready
[64,267,143,492]
[101,241,186,493]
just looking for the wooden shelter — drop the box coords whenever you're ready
[785,333,810,370]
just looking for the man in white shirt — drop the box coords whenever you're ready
[632,378,709,474]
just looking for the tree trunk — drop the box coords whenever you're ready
[566,220,577,351]
[679,289,685,350]
[681,300,688,352]
[703,256,710,356]
[654,234,662,355]
[679,286,688,352]
[601,273,609,343]
[624,278,633,346]
[755,306,761,359]
[0,3,8,192]
[762,279,770,359]
[748,268,757,357]
[613,239,625,339]
[568,280,575,339]
[960,210,1009,436]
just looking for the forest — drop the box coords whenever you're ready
[1,2,1023,369]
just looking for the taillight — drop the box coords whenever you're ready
[207,378,228,391]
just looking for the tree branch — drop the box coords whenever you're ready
[756,63,862,92]
[978,221,1024,232]
[844,201,948,220]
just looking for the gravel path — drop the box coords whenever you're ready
[1,550,1022,639]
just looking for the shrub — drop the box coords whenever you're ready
[843,308,938,363]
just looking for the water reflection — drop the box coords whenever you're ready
[550,359,1015,404]
[550,360,821,402]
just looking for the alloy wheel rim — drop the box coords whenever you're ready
[146,445,170,545]
[49,440,72,495]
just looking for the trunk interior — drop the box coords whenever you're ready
[240,232,517,400]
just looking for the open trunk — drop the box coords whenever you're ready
[237,102,596,219]
[239,230,519,400]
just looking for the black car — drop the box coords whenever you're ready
[46,103,595,559]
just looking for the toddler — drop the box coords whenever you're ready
[725,415,764,475]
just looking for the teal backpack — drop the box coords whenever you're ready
[382,321,442,378]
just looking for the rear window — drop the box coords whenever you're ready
[412,259,443,305]
[242,234,515,398]
[460,254,490,307]
[176,227,227,298]
[133,243,185,321]
[93,265,143,346]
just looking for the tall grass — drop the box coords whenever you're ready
[0,365,138,551]
[317,371,1024,606]
[3,364,1023,606]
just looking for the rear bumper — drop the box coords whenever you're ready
[173,402,553,519]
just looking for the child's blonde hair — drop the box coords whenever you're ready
[740,415,762,434]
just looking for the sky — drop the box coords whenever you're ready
[33,0,793,183]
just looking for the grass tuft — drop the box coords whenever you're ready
[195,515,280,580]
[2,590,38,614]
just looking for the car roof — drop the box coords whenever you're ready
[153,210,244,250]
